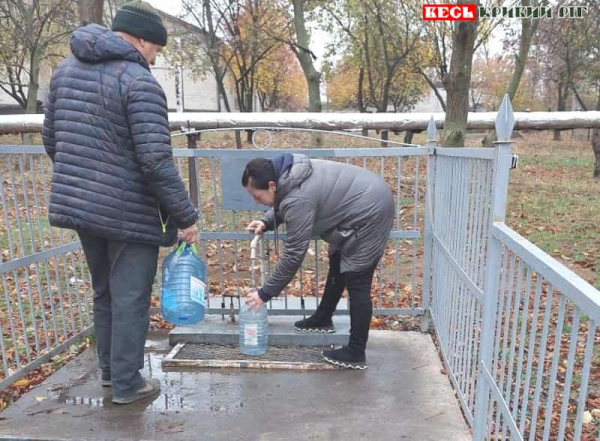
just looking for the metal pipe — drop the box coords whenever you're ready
[3,111,600,134]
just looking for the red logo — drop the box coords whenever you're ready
[423,4,477,21]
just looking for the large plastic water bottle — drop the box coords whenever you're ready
[239,300,269,356]
[161,242,206,325]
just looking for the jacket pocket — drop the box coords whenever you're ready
[321,226,356,248]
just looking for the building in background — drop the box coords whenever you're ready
[0,10,252,114]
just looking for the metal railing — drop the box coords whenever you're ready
[475,223,600,440]
[0,130,428,390]
[0,146,93,390]
[1,102,599,440]
[423,97,600,440]
[167,141,427,318]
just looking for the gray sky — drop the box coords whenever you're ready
[147,0,182,15]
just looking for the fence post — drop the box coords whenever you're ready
[472,95,515,439]
[186,126,199,208]
[420,117,437,332]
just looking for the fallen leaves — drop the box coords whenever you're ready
[0,337,91,412]
[13,379,29,388]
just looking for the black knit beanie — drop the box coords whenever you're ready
[112,0,168,46]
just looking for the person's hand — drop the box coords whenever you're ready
[246,220,266,235]
[178,224,199,244]
[246,290,265,312]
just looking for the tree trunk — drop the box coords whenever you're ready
[404,131,414,144]
[571,82,588,111]
[554,83,566,141]
[202,0,240,148]
[483,0,535,146]
[22,49,41,145]
[593,92,600,180]
[79,0,104,26]
[292,0,323,147]
[442,3,479,147]
[380,130,389,148]
[357,66,369,136]
[593,128,600,180]
[357,65,365,113]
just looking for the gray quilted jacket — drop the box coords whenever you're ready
[260,154,394,300]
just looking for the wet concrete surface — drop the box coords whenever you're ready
[0,330,470,441]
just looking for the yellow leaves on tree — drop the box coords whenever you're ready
[255,45,308,111]
[325,58,361,110]
[471,55,545,111]
[326,56,429,112]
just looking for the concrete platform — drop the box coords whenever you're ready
[171,298,351,347]
[0,331,470,441]
[169,314,350,347]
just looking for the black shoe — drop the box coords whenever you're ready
[101,371,111,388]
[294,314,335,333]
[322,346,367,370]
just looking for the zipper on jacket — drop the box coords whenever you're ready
[158,204,169,233]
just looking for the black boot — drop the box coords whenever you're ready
[294,253,344,334]
[322,346,367,370]
[294,313,335,333]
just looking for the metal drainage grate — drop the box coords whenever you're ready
[162,343,340,370]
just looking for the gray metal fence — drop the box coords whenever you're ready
[425,143,497,425]
[0,132,429,391]
[0,146,93,390]
[168,140,427,317]
[1,102,599,440]
[423,97,600,440]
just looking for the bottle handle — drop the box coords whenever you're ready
[176,240,199,256]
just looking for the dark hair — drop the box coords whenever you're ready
[241,157,276,189]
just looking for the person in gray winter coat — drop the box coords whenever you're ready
[42,1,198,404]
[243,153,394,369]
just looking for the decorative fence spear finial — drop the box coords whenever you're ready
[495,95,515,142]
[427,116,437,143]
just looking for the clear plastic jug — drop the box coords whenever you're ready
[161,241,206,325]
[239,234,269,355]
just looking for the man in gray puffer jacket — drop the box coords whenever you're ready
[243,154,394,369]
[42,1,198,404]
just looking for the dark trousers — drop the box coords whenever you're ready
[316,252,377,352]
[77,232,159,399]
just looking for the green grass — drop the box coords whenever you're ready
[504,131,600,290]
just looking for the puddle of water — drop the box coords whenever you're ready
[64,395,105,407]
[55,353,247,415]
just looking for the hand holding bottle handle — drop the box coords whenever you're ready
[178,224,199,244]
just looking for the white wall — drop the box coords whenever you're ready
[151,55,220,112]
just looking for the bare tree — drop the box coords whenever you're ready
[324,0,425,144]
[179,0,234,113]
[420,0,507,114]
[181,0,282,112]
[0,0,77,114]
[533,0,589,141]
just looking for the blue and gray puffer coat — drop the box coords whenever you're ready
[42,24,197,246]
